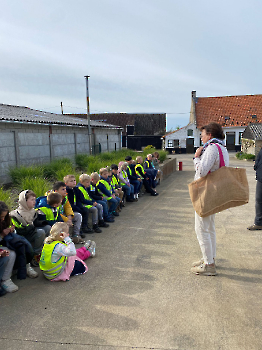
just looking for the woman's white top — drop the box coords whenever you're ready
[194,143,229,181]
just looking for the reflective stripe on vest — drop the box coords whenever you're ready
[78,186,92,208]
[135,164,145,179]
[111,174,119,189]
[39,241,68,280]
[119,170,128,186]
[97,179,112,200]
[38,207,59,221]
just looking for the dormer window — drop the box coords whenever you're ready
[187,129,193,136]
[224,116,230,121]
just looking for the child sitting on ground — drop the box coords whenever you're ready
[0,246,17,294]
[118,162,135,202]
[39,222,96,281]
[77,174,109,229]
[52,181,84,243]
[0,201,36,282]
[35,192,64,227]
[90,172,115,223]
[64,175,94,235]
[97,168,121,217]
[10,190,51,266]
[135,156,158,196]
[107,166,124,210]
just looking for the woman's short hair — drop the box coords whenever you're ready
[201,122,225,140]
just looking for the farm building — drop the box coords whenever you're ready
[0,103,122,182]
[163,91,262,153]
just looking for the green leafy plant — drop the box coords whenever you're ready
[0,187,16,209]
[9,165,44,186]
[18,177,52,198]
[236,152,255,160]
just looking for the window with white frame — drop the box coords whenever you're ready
[167,140,173,147]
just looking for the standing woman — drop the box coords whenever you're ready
[191,122,229,276]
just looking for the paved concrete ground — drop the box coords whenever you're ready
[1,154,262,350]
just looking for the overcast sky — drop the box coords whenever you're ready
[1,0,261,130]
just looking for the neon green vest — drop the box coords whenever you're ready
[77,186,92,209]
[40,241,68,280]
[38,207,59,221]
[111,174,119,189]
[119,170,128,186]
[135,163,145,179]
[97,179,112,200]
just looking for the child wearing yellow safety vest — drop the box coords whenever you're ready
[77,174,109,232]
[40,222,96,281]
[97,168,121,217]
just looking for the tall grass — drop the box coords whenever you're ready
[18,177,52,198]
[9,165,44,186]
[0,187,16,209]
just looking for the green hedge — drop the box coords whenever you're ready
[236,152,255,160]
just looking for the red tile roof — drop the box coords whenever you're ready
[195,94,262,128]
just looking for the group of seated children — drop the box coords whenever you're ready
[0,153,161,296]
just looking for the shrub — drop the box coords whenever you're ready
[0,187,16,209]
[9,165,44,186]
[236,152,255,160]
[18,177,52,198]
[158,150,168,163]
[43,158,74,180]
[144,145,156,153]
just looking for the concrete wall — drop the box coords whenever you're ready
[0,122,121,183]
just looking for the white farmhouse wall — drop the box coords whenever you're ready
[165,123,200,149]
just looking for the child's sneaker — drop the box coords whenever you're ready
[87,241,96,257]
[98,220,109,227]
[93,224,102,233]
[26,264,38,278]
[31,254,41,267]
[72,236,85,244]
[84,240,92,250]
[0,286,7,297]
[82,226,94,234]
[1,279,19,293]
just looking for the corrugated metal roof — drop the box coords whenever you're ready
[0,104,122,129]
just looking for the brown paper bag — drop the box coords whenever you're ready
[188,166,249,217]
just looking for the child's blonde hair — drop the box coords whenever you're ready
[99,168,108,176]
[91,172,100,181]
[44,222,69,244]
[63,174,75,183]
[79,174,91,183]
[136,156,143,163]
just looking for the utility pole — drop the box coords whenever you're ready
[84,75,92,155]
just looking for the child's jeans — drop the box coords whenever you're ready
[108,197,120,213]
[0,247,16,281]
[97,199,110,219]
[72,212,82,236]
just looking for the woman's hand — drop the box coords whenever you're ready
[195,147,203,158]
